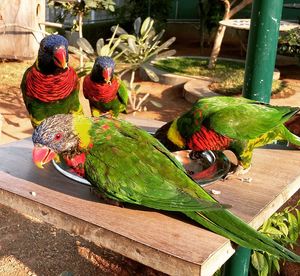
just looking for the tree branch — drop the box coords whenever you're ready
[229,0,252,18]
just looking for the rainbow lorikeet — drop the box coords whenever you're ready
[21,34,83,128]
[83,56,128,117]
[154,96,300,175]
[32,114,300,262]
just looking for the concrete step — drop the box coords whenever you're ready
[183,79,219,103]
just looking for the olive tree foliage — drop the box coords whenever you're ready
[208,0,252,69]
[48,0,116,67]
[71,17,176,112]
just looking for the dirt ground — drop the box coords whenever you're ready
[1,43,300,275]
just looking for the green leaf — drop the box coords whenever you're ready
[263,226,283,236]
[152,29,165,43]
[273,258,280,274]
[96,38,105,56]
[77,37,94,54]
[109,38,121,56]
[100,45,111,56]
[287,212,299,243]
[154,37,176,53]
[140,17,153,37]
[278,222,289,237]
[141,65,159,82]
[68,46,89,60]
[251,251,269,276]
[127,37,138,54]
[111,25,128,35]
[119,34,136,41]
[155,50,177,60]
[108,5,115,12]
[296,209,300,228]
[134,17,141,35]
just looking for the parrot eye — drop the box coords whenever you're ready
[54,133,63,141]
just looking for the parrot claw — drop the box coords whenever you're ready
[90,187,124,207]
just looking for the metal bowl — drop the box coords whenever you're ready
[53,150,231,187]
[172,150,231,186]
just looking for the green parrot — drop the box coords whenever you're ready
[21,34,83,128]
[32,114,300,262]
[154,96,300,175]
[83,56,128,117]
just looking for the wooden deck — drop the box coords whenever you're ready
[1,124,300,275]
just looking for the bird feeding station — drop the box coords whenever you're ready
[0,0,46,60]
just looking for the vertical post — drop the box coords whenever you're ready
[224,247,251,276]
[242,0,283,103]
[225,1,283,275]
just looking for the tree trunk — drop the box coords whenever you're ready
[78,12,83,69]
[208,0,252,69]
[208,0,230,69]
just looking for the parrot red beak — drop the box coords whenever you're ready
[54,46,67,69]
[102,67,112,83]
[33,145,57,169]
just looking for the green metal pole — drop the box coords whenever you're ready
[223,247,251,276]
[242,0,284,103]
[224,1,284,275]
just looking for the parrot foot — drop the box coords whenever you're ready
[90,187,124,207]
[223,164,252,183]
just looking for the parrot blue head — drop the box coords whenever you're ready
[37,34,69,74]
[90,56,115,83]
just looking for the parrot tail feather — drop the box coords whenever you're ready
[185,210,300,262]
[280,125,300,147]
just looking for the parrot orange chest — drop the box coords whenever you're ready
[187,126,231,151]
[63,152,86,177]
[25,66,78,102]
[83,76,120,103]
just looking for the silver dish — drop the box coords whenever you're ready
[173,150,231,186]
[53,150,231,187]
[52,159,91,185]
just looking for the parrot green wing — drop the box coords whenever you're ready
[21,66,83,127]
[177,96,255,139]
[84,118,222,211]
[208,103,299,140]
[117,79,129,106]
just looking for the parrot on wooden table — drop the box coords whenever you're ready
[31,113,300,262]
[83,56,129,117]
[154,96,300,175]
[285,114,300,149]
[21,34,83,128]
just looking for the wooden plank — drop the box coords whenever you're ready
[0,0,45,60]
[0,138,234,276]
[209,146,300,229]
[1,138,300,275]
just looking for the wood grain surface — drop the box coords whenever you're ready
[1,137,300,276]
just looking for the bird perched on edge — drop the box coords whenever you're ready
[32,113,300,263]
[83,56,128,117]
[21,34,83,128]
[154,96,300,175]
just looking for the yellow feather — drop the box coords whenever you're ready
[167,119,185,148]
[73,115,92,149]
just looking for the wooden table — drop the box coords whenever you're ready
[1,124,300,275]
[219,18,299,54]
[283,3,300,9]
[219,19,299,31]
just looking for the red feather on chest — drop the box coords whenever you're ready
[26,66,78,102]
[187,126,231,151]
[64,153,86,177]
[83,76,120,103]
